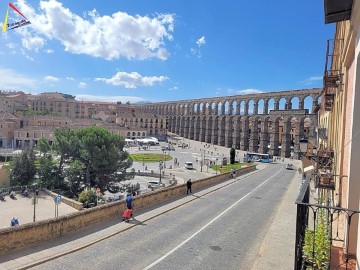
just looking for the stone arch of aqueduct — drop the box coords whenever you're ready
[139,88,322,159]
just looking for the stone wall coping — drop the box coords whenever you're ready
[42,189,83,210]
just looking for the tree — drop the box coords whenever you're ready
[9,148,37,186]
[52,128,80,186]
[230,147,236,164]
[75,126,132,188]
[37,155,57,188]
[63,160,84,195]
[36,138,51,156]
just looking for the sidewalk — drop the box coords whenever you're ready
[0,162,300,270]
[251,160,302,270]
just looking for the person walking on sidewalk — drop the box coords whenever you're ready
[186,179,192,194]
[125,192,133,209]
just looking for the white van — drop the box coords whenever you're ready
[185,162,193,169]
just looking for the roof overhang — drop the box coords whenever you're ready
[324,0,353,24]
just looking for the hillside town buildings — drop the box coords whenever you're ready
[0,91,167,147]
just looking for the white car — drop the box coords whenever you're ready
[147,181,165,189]
[286,164,294,170]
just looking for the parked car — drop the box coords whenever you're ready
[286,164,294,170]
[161,145,175,151]
[107,193,122,202]
[147,180,165,189]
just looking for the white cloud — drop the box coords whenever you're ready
[44,75,59,82]
[15,0,174,60]
[301,76,323,85]
[0,68,37,89]
[21,34,45,52]
[75,94,144,103]
[78,82,87,88]
[169,86,178,91]
[233,89,264,95]
[45,49,54,54]
[196,36,206,47]
[6,43,17,49]
[66,77,75,80]
[95,71,168,88]
[191,36,206,58]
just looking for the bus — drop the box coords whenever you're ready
[244,152,272,163]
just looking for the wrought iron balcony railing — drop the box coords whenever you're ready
[294,175,359,270]
[323,39,343,111]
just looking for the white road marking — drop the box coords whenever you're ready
[143,166,284,270]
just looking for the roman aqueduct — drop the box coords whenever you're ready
[139,88,322,159]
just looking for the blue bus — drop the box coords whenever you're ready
[244,152,272,163]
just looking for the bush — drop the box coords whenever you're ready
[78,189,98,207]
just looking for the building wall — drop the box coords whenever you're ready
[350,0,360,263]
[328,1,360,259]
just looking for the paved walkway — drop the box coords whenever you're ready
[251,159,302,270]
[0,190,78,230]
[0,160,301,270]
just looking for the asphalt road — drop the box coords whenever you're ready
[29,163,296,270]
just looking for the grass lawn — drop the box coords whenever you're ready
[210,163,245,174]
[130,153,173,163]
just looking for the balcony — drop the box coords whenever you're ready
[323,39,343,111]
[295,175,359,270]
[324,0,353,24]
[314,173,335,190]
[316,149,334,170]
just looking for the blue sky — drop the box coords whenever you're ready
[0,0,334,104]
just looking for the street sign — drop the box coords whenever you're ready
[54,195,62,204]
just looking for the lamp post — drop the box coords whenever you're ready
[142,155,145,172]
[162,150,166,174]
[299,138,309,158]
[159,161,163,183]
[216,158,218,175]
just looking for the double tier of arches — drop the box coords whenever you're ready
[167,114,315,158]
[138,88,322,158]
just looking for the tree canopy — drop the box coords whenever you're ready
[9,126,133,194]
[9,147,37,186]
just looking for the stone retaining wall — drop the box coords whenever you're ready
[0,165,256,254]
[42,189,84,210]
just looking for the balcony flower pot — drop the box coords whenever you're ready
[320,175,331,185]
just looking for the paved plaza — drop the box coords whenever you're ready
[0,190,78,230]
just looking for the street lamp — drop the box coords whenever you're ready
[216,158,218,175]
[299,138,308,156]
[162,150,167,174]
[159,161,163,183]
[142,155,145,172]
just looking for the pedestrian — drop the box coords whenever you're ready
[186,179,192,194]
[11,217,19,227]
[125,192,133,210]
